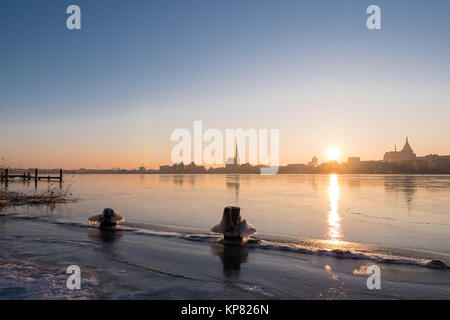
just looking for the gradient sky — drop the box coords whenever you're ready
[1,0,450,169]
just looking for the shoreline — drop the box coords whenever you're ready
[34,172,450,175]
[1,214,449,300]
[4,171,450,175]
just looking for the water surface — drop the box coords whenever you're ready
[3,174,449,256]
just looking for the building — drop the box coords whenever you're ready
[383,137,416,163]
[226,145,240,171]
[159,161,206,174]
[159,165,171,173]
[416,154,450,172]
[307,156,318,167]
[347,157,361,171]
[185,161,207,173]
[282,164,306,173]
[347,157,360,164]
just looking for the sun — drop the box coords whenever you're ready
[326,146,341,161]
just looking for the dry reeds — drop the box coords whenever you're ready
[0,186,75,210]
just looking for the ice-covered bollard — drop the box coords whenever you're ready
[88,208,125,228]
[211,206,256,241]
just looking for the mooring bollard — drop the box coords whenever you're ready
[35,168,38,182]
[89,208,125,228]
[211,206,257,241]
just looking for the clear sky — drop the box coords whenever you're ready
[1,0,449,169]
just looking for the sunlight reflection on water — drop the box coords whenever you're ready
[327,174,342,242]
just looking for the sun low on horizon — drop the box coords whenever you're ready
[326,146,341,162]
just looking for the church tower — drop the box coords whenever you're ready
[384,137,416,163]
[401,137,414,154]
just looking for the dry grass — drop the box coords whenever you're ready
[0,186,75,210]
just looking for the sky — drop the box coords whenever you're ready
[1,0,450,169]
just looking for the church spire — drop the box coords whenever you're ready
[401,136,413,154]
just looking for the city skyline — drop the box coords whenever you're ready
[2,136,449,171]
